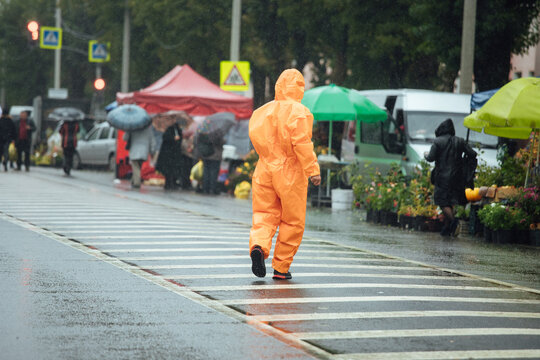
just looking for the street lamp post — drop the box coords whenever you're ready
[230,0,241,61]
[54,0,61,89]
[459,0,477,94]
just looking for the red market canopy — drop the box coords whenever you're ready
[116,64,253,119]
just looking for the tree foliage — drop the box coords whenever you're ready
[0,0,539,108]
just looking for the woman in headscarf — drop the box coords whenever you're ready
[156,121,183,190]
[425,118,477,236]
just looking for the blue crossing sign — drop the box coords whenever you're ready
[40,26,62,50]
[88,41,110,63]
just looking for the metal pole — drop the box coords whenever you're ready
[326,121,333,197]
[459,0,477,94]
[230,0,241,61]
[54,0,61,89]
[0,49,5,108]
[96,63,102,79]
[121,0,130,93]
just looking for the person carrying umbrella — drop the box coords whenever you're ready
[59,120,79,175]
[194,112,235,195]
[248,69,321,280]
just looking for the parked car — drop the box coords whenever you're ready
[74,122,117,171]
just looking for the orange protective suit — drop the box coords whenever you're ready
[248,69,320,274]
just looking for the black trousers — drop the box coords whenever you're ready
[0,141,9,166]
[180,155,193,189]
[202,159,220,194]
[16,140,30,170]
[63,147,75,172]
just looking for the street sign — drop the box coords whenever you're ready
[40,26,62,50]
[220,61,250,91]
[48,88,68,99]
[88,41,110,63]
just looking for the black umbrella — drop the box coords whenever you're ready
[48,107,85,122]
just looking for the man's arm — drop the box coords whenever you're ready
[424,143,437,162]
[289,112,320,178]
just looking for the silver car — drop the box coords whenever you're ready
[74,122,116,171]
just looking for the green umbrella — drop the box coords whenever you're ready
[302,84,387,152]
[302,84,387,197]
[463,77,540,185]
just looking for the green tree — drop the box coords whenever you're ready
[411,0,540,91]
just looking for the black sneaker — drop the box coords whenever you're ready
[250,246,266,278]
[273,269,292,280]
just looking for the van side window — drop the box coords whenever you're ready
[361,122,382,144]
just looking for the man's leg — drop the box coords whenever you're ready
[272,169,308,275]
[16,144,23,170]
[209,160,220,194]
[23,142,30,171]
[1,142,7,171]
[202,160,211,193]
[63,147,74,174]
[131,160,142,187]
[249,166,281,277]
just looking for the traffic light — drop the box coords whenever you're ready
[26,20,39,47]
[94,78,106,91]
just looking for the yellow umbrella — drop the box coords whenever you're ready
[464,111,532,139]
[463,77,540,185]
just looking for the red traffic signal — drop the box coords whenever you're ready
[94,78,106,91]
[27,21,39,41]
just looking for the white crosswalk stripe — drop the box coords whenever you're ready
[1,178,539,360]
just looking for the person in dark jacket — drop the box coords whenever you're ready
[14,111,36,171]
[59,121,79,175]
[425,118,477,236]
[156,122,183,190]
[0,107,16,171]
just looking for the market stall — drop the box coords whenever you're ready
[114,65,253,180]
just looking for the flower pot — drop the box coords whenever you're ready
[426,218,443,232]
[494,230,513,244]
[516,230,529,245]
[381,211,398,226]
[414,216,428,231]
[483,228,492,243]
[366,209,374,222]
[399,215,414,229]
[530,230,540,247]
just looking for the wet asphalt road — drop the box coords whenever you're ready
[1,167,539,359]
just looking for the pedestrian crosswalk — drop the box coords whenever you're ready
[1,179,540,360]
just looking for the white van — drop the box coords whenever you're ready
[341,89,498,175]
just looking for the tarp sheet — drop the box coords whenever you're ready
[116,64,252,119]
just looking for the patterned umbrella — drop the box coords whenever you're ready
[106,104,151,131]
[48,107,85,122]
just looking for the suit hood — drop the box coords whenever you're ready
[275,69,305,102]
[435,118,455,137]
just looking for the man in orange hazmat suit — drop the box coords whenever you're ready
[249,69,321,280]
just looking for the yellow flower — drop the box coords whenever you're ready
[244,162,249,167]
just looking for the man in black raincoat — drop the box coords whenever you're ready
[425,118,477,236]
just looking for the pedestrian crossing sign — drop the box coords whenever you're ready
[88,41,111,63]
[220,61,250,91]
[40,26,62,50]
